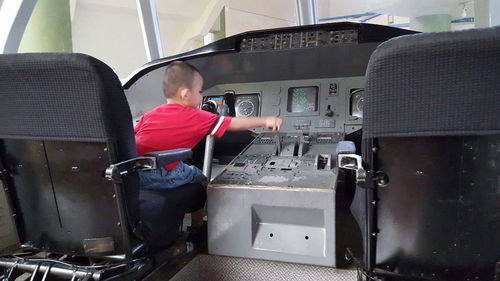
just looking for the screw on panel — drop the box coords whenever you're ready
[372,147,378,153]
[375,172,389,187]
[112,194,116,199]
[117,222,121,227]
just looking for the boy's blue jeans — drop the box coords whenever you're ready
[139,161,208,189]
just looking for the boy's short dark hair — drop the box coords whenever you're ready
[163,61,200,98]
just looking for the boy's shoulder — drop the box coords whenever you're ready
[149,104,211,118]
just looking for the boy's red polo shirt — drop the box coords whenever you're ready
[134,104,232,170]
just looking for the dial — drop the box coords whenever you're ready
[350,89,364,118]
[236,100,255,117]
[355,96,364,112]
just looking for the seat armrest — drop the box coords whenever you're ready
[144,148,192,168]
[105,149,192,183]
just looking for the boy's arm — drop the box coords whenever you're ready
[227,117,282,132]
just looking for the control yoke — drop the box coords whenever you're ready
[201,100,218,180]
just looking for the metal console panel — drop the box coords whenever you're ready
[207,184,336,267]
[204,76,364,266]
[208,132,340,266]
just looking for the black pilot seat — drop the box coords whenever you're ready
[0,53,205,280]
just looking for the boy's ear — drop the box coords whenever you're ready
[179,87,190,100]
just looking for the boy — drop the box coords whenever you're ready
[134,61,282,233]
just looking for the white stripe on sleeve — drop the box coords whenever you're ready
[210,116,225,136]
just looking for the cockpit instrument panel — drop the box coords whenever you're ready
[203,93,260,117]
[287,86,318,113]
[202,76,364,134]
[235,94,260,117]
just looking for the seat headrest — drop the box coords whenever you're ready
[363,26,500,139]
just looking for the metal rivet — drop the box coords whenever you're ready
[104,148,108,151]
[117,222,121,227]
[71,166,80,172]
[112,194,116,199]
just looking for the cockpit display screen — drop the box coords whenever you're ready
[287,86,318,113]
[206,96,224,105]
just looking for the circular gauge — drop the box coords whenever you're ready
[350,89,364,118]
[355,96,364,112]
[236,100,255,117]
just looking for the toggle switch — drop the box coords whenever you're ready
[325,105,334,117]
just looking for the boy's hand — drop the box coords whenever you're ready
[265,117,282,131]
[227,116,282,131]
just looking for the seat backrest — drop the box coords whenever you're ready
[0,53,140,257]
[356,27,500,281]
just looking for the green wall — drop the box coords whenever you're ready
[18,0,72,53]
[410,14,452,32]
